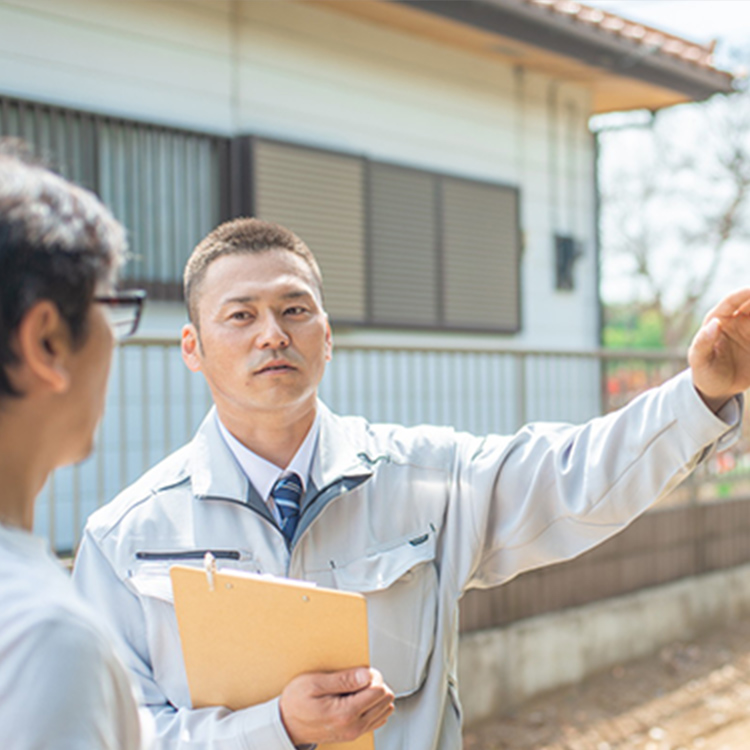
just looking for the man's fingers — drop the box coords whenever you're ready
[309,667,372,697]
[358,692,395,732]
[280,668,395,746]
[692,318,722,358]
[336,674,394,717]
[703,287,750,324]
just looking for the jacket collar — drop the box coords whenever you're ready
[311,401,373,491]
[189,403,372,503]
[189,407,250,502]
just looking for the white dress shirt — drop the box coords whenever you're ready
[0,521,152,750]
[216,412,320,523]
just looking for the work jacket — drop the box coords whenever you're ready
[73,370,739,750]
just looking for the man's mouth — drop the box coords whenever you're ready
[254,361,297,375]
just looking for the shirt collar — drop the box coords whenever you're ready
[216,412,320,501]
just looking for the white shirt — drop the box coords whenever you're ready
[0,522,152,750]
[216,413,320,523]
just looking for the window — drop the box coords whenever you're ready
[252,140,366,323]
[1,97,522,333]
[250,138,522,333]
[0,96,227,300]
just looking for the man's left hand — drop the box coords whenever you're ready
[689,287,750,412]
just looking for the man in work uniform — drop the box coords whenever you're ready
[74,217,750,750]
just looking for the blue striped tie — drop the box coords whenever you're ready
[272,473,302,544]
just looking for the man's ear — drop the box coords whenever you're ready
[15,300,72,394]
[181,323,203,373]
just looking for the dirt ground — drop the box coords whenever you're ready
[463,617,750,750]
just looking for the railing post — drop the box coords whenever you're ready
[515,352,527,430]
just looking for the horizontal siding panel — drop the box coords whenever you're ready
[0,5,230,96]
[369,163,437,325]
[442,179,520,331]
[254,140,366,322]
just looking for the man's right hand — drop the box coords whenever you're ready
[279,667,395,746]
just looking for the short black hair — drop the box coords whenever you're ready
[0,139,126,398]
[183,217,324,328]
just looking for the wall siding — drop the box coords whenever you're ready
[0,0,599,350]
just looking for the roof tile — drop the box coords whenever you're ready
[522,0,721,73]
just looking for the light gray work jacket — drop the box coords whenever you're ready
[73,370,740,750]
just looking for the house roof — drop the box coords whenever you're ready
[311,0,735,114]
[523,0,722,73]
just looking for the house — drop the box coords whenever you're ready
[2,0,744,718]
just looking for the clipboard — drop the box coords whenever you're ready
[170,560,373,750]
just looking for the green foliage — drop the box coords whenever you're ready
[603,306,666,349]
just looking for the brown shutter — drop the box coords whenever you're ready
[441,178,520,332]
[253,140,366,323]
[369,163,438,326]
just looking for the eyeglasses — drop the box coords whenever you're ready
[94,289,146,341]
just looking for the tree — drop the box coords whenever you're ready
[598,74,750,348]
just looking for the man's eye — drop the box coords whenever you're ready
[229,311,252,321]
[284,306,308,316]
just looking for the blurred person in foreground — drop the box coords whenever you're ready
[0,141,151,749]
[75,217,750,750]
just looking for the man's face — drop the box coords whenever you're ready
[182,249,332,421]
[61,299,116,465]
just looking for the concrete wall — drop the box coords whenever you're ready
[458,562,750,726]
[0,0,600,350]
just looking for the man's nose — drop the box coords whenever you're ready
[256,313,289,349]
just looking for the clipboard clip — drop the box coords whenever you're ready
[204,551,217,591]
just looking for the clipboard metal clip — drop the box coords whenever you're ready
[204,551,217,591]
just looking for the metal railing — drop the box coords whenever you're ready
[38,338,746,554]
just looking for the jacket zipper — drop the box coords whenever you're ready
[135,549,241,561]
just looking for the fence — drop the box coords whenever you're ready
[39,339,750,629]
[37,338,705,552]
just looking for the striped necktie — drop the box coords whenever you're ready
[271,472,302,544]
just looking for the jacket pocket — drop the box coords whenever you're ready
[126,550,253,709]
[127,549,249,602]
[330,529,438,698]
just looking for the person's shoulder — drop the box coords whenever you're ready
[0,557,108,659]
[0,593,139,750]
[326,408,459,466]
[84,441,192,543]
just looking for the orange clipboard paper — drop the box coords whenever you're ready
[170,563,373,750]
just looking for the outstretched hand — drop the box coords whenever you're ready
[689,288,750,412]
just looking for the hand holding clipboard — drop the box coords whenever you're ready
[170,558,393,749]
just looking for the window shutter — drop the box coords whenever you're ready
[253,140,366,324]
[441,178,520,332]
[0,96,224,299]
[97,121,223,294]
[369,163,438,326]
[0,98,97,191]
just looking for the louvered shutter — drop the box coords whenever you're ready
[441,178,520,332]
[97,121,222,292]
[369,163,438,326]
[253,140,366,323]
[0,98,97,191]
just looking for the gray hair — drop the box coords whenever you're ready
[0,139,127,398]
